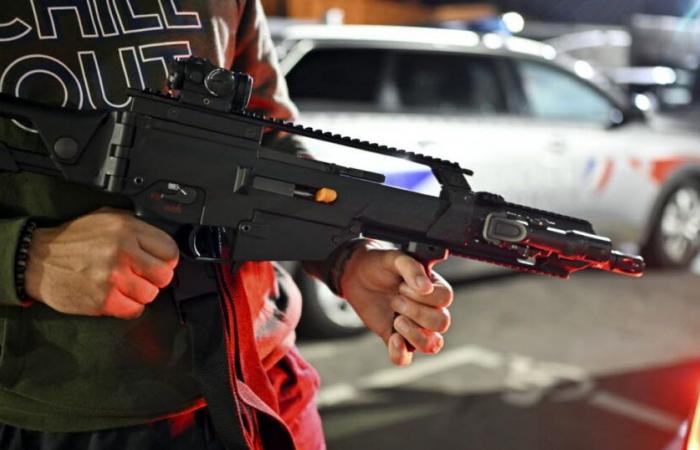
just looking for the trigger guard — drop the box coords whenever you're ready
[175,225,225,263]
[188,225,204,259]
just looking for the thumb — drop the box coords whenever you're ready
[391,253,433,295]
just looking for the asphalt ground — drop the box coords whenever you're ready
[298,268,700,450]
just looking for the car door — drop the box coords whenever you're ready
[283,45,534,198]
[510,58,626,216]
[386,50,558,206]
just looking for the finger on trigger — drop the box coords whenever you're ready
[393,254,433,295]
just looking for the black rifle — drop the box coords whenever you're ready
[0,57,644,450]
[0,57,643,278]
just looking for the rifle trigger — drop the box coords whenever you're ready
[185,226,225,263]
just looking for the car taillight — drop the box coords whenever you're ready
[685,393,700,450]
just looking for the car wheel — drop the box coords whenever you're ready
[644,180,700,268]
[294,269,367,339]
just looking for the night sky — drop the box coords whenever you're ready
[419,0,698,23]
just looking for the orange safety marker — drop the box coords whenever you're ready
[314,188,338,204]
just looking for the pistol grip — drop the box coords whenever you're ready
[397,243,449,353]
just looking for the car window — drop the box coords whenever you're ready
[518,60,613,122]
[285,48,387,110]
[393,52,507,114]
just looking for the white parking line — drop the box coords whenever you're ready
[317,383,358,407]
[316,345,502,408]
[359,346,504,390]
[316,345,505,408]
[589,391,683,432]
[314,344,685,434]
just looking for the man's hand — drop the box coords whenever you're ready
[25,208,179,319]
[339,241,454,366]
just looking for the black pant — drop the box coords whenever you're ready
[0,409,226,450]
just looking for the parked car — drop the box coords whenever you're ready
[545,28,696,111]
[275,25,700,338]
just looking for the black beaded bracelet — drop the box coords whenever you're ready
[14,221,37,301]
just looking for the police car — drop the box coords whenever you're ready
[277,25,700,338]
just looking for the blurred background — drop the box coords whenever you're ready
[263,1,700,449]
